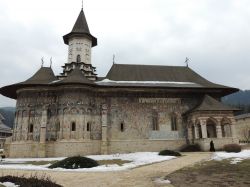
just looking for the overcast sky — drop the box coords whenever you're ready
[0,0,250,107]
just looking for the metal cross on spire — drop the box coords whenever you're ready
[50,57,53,68]
[113,54,116,64]
[41,57,44,67]
[185,57,190,67]
[81,0,83,10]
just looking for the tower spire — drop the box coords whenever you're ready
[63,7,97,46]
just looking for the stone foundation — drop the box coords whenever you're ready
[6,139,186,158]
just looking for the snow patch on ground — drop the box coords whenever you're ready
[212,150,250,164]
[0,182,19,187]
[0,152,176,172]
[3,157,65,164]
[154,178,171,184]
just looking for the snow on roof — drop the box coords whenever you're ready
[97,79,196,84]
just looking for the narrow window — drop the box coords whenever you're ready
[120,123,124,132]
[87,122,91,131]
[152,112,159,131]
[29,124,34,133]
[71,122,76,131]
[56,122,60,131]
[171,115,177,131]
[77,55,81,62]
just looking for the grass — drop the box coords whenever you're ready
[98,159,131,166]
[167,159,250,187]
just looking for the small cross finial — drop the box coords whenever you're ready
[185,57,190,67]
[113,54,115,64]
[81,0,83,10]
[41,57,44,67]
[50,57,53,68]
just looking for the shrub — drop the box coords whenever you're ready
[49,156,99,169]
[224,144,241,153]
[159,150,181,156]
[0,175,62,187]
[180,144,201,152]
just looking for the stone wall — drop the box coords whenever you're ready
[194,138,239,151]
[108,139,186,153]
[8,86,207,157]
[235,117,250,142]
[6,139,186,158]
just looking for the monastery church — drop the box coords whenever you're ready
[0,8,239,157]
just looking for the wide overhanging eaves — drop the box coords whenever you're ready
[0,81,238,100]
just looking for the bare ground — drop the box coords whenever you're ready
[167,158,250,187]
[0,153,211,187]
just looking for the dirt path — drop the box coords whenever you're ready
[0,152,211,187]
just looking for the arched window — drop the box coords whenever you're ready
[87,122,91,132]
[171,115,177,131]
[71,122,76,131]
[77,55,81,62]
[221,118,232,137]
[207,118,217,138]
[120,122,124,132]
[29,124,34,133]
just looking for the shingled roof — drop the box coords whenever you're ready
[55,66,94,85]
[0,67,57,99]
[21,67,57,85]
[104,64,233,89]
[190,95,239,112]
[63,9,97,46]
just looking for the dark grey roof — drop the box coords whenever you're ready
[55,66,94,85]
[192,95,239,112]
[0,114,11,133]
[21,67,57,85]
[0,113,4,121]
[63,9,97,46]
[0,123,11,133]
[72,8,90,33]
[105,64,232,89]
[235,113,250,120]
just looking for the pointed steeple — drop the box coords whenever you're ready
[63,9,97,47]
[71,9,90,33]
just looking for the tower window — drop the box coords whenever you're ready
[120,123,124,132]
[87,122,91,131]
[77,55,81,62]
[71,122,76,131]
[171,115,178,131]
[29,124,34,133]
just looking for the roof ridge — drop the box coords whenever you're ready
[112,63,187,68]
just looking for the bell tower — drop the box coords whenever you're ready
[60,7,97,80]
